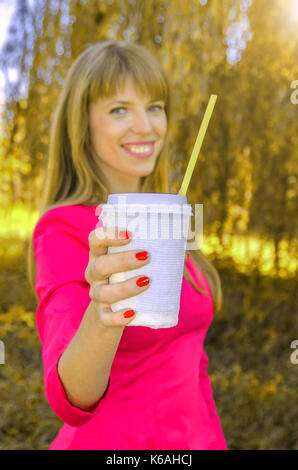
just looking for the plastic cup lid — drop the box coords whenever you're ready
[100,203,193,216]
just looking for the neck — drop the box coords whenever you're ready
[105,172,142,194]
[93,151,144,194]
[109,180,141,194]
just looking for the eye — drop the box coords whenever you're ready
[109,104,165,115]
[149,104,164,112]
[109,107,126,115]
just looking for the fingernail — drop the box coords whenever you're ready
[119,230,132,240]
[136,276,150,287]
[135,251,149,261]
[123,309,135,318]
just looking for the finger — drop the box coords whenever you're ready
[87,249,150,282]
[89,274,150,304]
[96,304,136,327]
[88,227,132,257]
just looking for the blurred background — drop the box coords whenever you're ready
[0,0,297,450]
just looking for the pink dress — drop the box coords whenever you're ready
[33,204,228,450]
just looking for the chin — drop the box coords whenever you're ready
[136,170,154,179]
[128,163,155,178]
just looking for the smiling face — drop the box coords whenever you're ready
[88,75,168,193]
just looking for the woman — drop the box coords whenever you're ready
[27,40,228,450]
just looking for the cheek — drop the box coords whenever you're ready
[164,118,168,134]
[161,116,167,138]
[89,116,110,145]
[161,111,167,129]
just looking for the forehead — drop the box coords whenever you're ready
[111,75,150,99]
[93,76,161,108]
[89,67,166,106]
[113,75,161,103]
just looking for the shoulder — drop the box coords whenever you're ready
[33,204,98,244]
[33,204,98,290]
[34,204,96,229]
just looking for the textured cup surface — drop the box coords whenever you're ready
[100,193,193,329]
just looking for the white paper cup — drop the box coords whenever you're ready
[99,193,193,329]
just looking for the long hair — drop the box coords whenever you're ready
[27,40,222,313]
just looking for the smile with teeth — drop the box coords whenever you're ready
[128,145,151,153]
[121,143,154,157]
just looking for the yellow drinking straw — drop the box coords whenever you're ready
[178,94,217,196]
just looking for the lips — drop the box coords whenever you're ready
[121,142,155,158]
[122,141,155,145]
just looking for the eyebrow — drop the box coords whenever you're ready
[106,99,164,106]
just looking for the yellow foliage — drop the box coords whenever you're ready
[0,305,35,329]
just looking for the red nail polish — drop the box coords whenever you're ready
[136,276,150,287]
[135,251,149,260]
[123,309,135,318]
[119,230,132,239]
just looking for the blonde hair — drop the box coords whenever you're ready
[27,40,222,313]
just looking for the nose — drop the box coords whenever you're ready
[131,108,154,134]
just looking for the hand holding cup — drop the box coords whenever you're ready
[84,227,150,327]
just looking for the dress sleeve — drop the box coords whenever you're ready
[199,348,228,449]
[33,208,111,427]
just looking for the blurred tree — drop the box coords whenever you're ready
[234,0,298,272]
[0,0,297,275]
